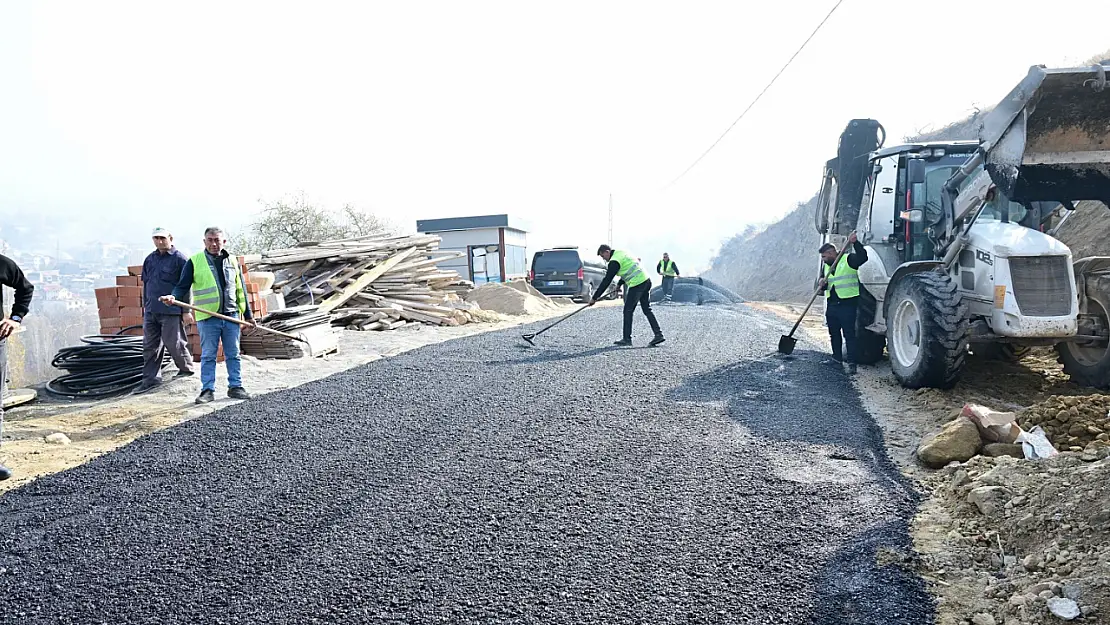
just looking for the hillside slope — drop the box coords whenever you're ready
[710,49,1110,302]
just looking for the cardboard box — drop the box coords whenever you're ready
[117,286,142,299]
[116,275,141,287]
[128,265,144,277]
[95,287,119,303]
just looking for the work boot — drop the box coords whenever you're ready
[0,463,11,481]
[175,370,195,379]
[613,339,632,347]
[195,389,215,404]
[228,387,251,400]
[649,335,666,347]
[132,380,161,395]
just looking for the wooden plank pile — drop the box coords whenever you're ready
[254,234,478,331]
[240,306,338,359]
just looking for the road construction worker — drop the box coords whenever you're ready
[0,253,34,481]
[136,226,194,394]
[161,226,256,405]
[817,232,868,374]
[656,253,680,300]
[588,245,665,347]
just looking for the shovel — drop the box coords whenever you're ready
[522,304,591,346]
[778,233,854,355]
[166,300,309,344]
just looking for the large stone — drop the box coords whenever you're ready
[968,485,1010,516]
[972,613,996,625]
[1047,597,1081,620]
[918,417,982,469]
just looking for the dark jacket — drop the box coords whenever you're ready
[172,250,253,321]
[0,254,34,319]
[592,260,623,301]
[142,247,190,316]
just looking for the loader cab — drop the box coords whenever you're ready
[891,144,978,262]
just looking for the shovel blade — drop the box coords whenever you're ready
[777,335,797,355]
[522,334,537,346]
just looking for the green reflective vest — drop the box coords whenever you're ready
[660,259,676,277]
[611,250,648,288]
[189,251,248,321]
[823,254,859,299]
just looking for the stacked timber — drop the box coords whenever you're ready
[254,234,477,331]
[240,306,338,359]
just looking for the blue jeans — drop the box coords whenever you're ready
[198,315,242,391]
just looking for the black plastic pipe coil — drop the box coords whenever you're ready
[46,327,171,399]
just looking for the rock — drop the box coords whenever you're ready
[971,613,996,625]
[919,418,983,469]
[982,443,1025,459]
[1047,597,1081,620]
[1061,582,1081,601]
[968,486,1010,516]
[1022,554,1043,571]
[1080,605,1097,617]
[44,433,71,445]
[951,469,971,489]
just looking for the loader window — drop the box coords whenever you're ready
[911,166,960,225]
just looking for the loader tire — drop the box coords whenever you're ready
[1057,291,1110,389]
[886,271,969,389]
[854,287,886,366]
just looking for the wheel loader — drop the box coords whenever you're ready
[814,63,1110,389]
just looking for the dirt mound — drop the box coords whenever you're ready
[919,453,1110,624]
[464,283,560,316]
[1019,394,1110,453]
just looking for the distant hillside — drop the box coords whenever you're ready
[708,48,1110,302]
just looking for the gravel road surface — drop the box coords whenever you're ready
[0,303,933,624]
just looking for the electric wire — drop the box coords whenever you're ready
[664,0,845,189]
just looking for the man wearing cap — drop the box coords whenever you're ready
[0,252,34,481]
[137,227,194,393]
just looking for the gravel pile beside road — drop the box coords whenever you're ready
[0,304,932,624]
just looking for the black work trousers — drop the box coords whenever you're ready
[622,280,663,341]
[825,298,858,364]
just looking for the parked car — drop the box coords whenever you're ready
[529,247,616,301]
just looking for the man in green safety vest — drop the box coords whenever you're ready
[817,232,868,374]
[656,253,680,301]
[588,244,665,347]
[162,226,256,404]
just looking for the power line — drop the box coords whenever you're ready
[664,0,845,189]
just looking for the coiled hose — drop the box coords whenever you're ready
[46,327,172,399]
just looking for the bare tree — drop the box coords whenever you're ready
[231,192,393,253]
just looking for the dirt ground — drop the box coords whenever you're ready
[0,304,589,494]
[755,301,1110,625]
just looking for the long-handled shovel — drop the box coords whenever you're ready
[778,233,854,355]
[522,304,592,346]
[167,300,309,344]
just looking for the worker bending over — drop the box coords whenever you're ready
[817,232,867,374]
[588,245,665,347]
[656,253,680,300]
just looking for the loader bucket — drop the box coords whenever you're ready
[982,64,1110,205]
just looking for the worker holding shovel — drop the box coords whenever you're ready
[588,245,665,347]
[161,226,257,404]
[817,232,868,374]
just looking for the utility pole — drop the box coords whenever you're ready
[608,194,613,246]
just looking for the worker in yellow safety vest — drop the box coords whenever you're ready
[161,226,256,404]
[587,245,665,347]
[817,232,868,374]
[656,253,680,301]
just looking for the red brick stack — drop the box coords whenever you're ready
[94,265,145,337]
[93,258,265,364]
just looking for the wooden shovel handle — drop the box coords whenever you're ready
[165,299,307,343]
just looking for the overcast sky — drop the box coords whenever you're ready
[1,1,1106,271]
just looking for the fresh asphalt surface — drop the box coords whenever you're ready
[0,303,933,624]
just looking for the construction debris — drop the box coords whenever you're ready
[255,234,476,331]
[240,306,338,359]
